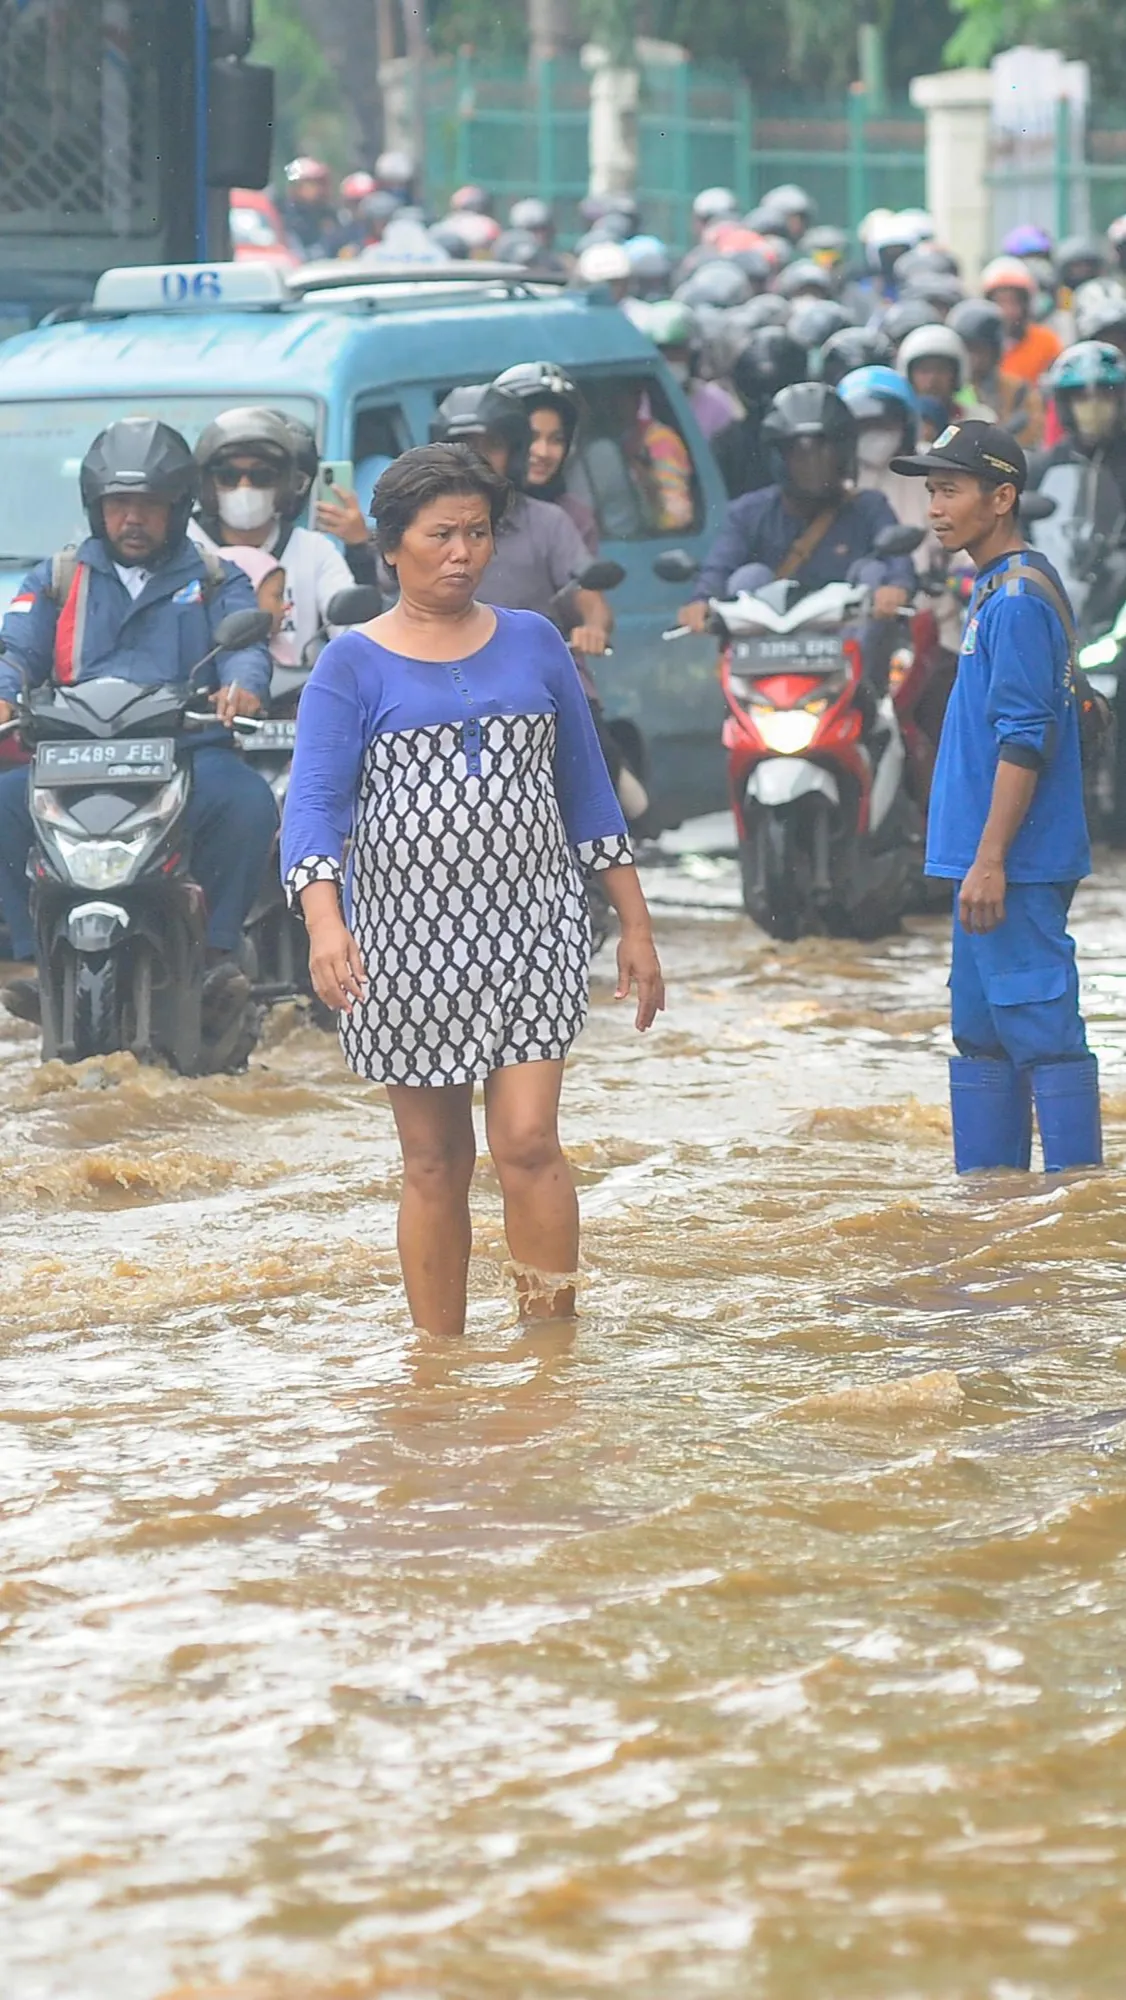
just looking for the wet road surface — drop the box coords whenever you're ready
[3,833,1126,1999]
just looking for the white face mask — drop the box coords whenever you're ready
[217,485,277,533]
[856,427,901,472]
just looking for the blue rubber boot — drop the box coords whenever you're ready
[1031,1056,1103,1172]
[949,1057,1033,1173]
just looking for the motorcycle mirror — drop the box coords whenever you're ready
[1019,490,1057,523]
[215,609,274,651]
[653,549,697,583]
[572,559,626,593]
[872,524,925,557]
[326,585,383,625]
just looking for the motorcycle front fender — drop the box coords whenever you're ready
[745,759,840,810]
[63,900,131,954]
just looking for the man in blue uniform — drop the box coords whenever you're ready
[891,419,1101,1173]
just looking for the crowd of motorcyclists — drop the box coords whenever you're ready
[7,163,1126,1062]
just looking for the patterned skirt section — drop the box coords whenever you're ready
[337,711,617,1086]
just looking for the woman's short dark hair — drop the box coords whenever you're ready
[372,443,511,557]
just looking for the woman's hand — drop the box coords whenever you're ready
[306,911,367,1011]
[616,924,665,1031]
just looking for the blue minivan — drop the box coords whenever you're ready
[0,260,728,828]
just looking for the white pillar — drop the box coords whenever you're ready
[582,43,639,198]
[910,68,994,280]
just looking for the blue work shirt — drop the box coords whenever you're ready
[926,547,1091,885]
[0,536,272,707]
[691,484,916,602]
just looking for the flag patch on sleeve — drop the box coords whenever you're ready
[7,592,35,613]
[172,579,203,605]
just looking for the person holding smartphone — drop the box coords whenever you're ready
[191,407,362,666]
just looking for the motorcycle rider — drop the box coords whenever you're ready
[191,408,361,667]
[1033,341,1126,504]
[711,324,807,498]
[896,323,976,428]
[429,383,612,653]
[677,382,915,641]
[493,362,598,551]
[279,157,348,262]
[640,300,742,439]
[0,418,276,1018]
[948,298,1045,445]
[981,256,1063,384]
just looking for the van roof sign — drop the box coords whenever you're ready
[92,263,289,312]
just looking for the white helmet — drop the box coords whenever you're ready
[897,207,936,246]
[576,240,632,285]
[897,321,970,387]
[1074,276,1126,342]
[858,207,897,244]
[692,185,739,224]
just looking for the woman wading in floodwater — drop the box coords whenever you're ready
[282,444,664,1335]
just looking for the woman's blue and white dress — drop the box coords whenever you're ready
[280,608,631,1086]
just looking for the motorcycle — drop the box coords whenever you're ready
[1025,470,1125,836]
[657,527,928,940]
[240,584,382,1015]
[0,608,271,1072]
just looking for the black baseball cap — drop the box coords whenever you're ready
[890,418,1027,491]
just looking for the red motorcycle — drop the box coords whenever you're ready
[660,526,941,939]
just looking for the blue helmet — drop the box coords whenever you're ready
[836,364,920,448]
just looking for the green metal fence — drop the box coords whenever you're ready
[988,100,1126,243]
[421,56,925,248]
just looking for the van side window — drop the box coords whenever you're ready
[352,403,410,515]
[569,374,702,541]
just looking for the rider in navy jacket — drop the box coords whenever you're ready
[0,419,277,997]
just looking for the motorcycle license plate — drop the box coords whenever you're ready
[738,637,844,670]
[34,738,175,787]
[244,719,297,751]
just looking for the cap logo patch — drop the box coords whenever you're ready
[981,451,1018,475]
[933,424,962,450]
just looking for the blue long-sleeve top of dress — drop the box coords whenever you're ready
[281,607,630,905]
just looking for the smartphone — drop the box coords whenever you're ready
[313,459,354,509]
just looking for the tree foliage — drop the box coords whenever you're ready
[944,0,1126,96]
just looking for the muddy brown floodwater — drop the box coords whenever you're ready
[4,838,1126,2000]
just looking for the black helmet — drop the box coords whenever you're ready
[673,259,752,310]
[761,381,857,488]
[730,326,808,407]
[903,272,966,316]
[428,221,471,259]
[493,228,540,266]
[800,224,849,264]
[1057,234,1109,288]
[878,297,935,348]
[819,324,894,386]
[492,362,583,450]
[509,196,552,233]
[761,183,817,227]
[430,383,531,479]
[730,293,792,333]
[895,244,961,282]
[358,188,400,235]
[773,258,835,301]
[947,298,1006,357]
[788,299,854,352]
[80,417,198,548]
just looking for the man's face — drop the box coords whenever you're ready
[782,436,841,503]
[990,285,1028,334]
[925,471,1013,552]
[908,357,958,403]
[101,493,171,565]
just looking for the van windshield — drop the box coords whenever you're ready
[0,394,321,567]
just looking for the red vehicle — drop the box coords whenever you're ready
[663,528,938,939]
[228,189,300,272]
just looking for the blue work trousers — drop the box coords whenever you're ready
[950,881,1089,1068]
[0,746,278,959]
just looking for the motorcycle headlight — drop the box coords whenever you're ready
[32,789,84,833]
[114,766,188,836]
[51,830,150,890]
[756,710,819,755]
[1080,634,1120,670]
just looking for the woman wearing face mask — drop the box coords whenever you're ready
[1035,342,1126,510]
[191,407,357,668]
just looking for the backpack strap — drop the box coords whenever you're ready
[47,546,80,606]
[197,547,227,600]
[973,554,1111,762]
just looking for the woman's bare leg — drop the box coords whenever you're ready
[484,1059,578,1318]
[386,1082,476,1336]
